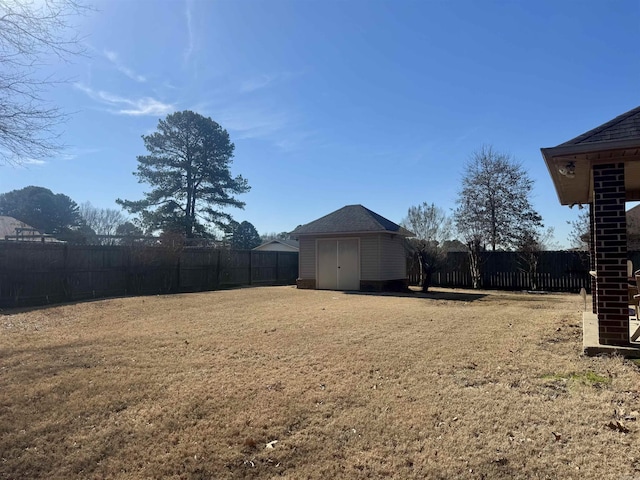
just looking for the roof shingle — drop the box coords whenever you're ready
[290,205,413,236]
[559,105,640,146]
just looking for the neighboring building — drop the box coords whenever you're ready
[253,239,299,252]
[0,216,61,243]
[290,205,414,291]
[628,204,640,251]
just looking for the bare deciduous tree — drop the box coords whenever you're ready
[79,202,128,245]
[516,226,558,291]
[0,0,86,164]
[401,202,452,292]
[567,207,589,251]
[454,145,542,288]
[455,208,486,289]
[261,231,290,242]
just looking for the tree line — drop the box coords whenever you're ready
[0,182,263,250]
[402,145,562,292]
[0,112,265,249]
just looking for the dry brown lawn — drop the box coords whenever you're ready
[1,286,640,479]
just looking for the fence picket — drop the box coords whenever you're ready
[408,250,593,292]
[0,243,298,307]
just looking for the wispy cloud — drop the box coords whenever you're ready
[21,158,47,166]
[274,130,317,153]
[215,105,289,141]
[103,49,146,82]
[239,74,278,93]
[208,103,314,152]
[239,71,301,93]
[454,126,480,144]
[74,83,175,116]
[183,0,195,65]
[55,147,102,162]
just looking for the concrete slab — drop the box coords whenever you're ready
[583,312,640,358]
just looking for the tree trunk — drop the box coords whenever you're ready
[529,256,539,291]
[468,240,482,289]
[418,251,432,292]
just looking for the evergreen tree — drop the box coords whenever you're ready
[0,185,83,234]
[117,111,250,238]
[231,221,261,250]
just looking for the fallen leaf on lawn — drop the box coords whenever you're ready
[607,420,630,433]
[243,438,257,449]
[265,440,278,449]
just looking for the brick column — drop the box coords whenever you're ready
[589,203,597,313]
[592,163,629,346]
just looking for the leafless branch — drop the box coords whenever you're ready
[0,0,89,165]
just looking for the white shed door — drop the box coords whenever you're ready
[317,239,360,291]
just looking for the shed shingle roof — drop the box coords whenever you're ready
[290,205,413,236]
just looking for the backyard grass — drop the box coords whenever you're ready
[1,286,639,479]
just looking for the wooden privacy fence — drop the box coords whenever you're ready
[0,242,298,308]
[408,250,593,293]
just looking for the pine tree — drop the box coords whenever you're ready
[117,111,249,238]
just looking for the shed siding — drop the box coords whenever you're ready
[297,233,406,283]
[379,234,407,280]
[299,236,316,278]
[360,234,380,280]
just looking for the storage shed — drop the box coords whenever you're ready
[290,205,414,291]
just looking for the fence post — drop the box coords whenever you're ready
[249,251,253,285]
[276,252,280,283]
[216,249,222,287]
[62,244,70,301]
[176,252,181,293]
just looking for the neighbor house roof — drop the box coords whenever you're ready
[628,204,640,251]
[628,204,640,227]
[0,216,29,238]
[0,216,61,242]
[290,205,414,237]
[253,239,299,250]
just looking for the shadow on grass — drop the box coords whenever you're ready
[343,289,487,302]
[0,284,272,316]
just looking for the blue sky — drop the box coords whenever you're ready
[2,0,639,246]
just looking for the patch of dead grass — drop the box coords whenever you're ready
[1,286,640,479]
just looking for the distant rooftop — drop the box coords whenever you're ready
[0,216,61,243]
[255,238,299,249]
